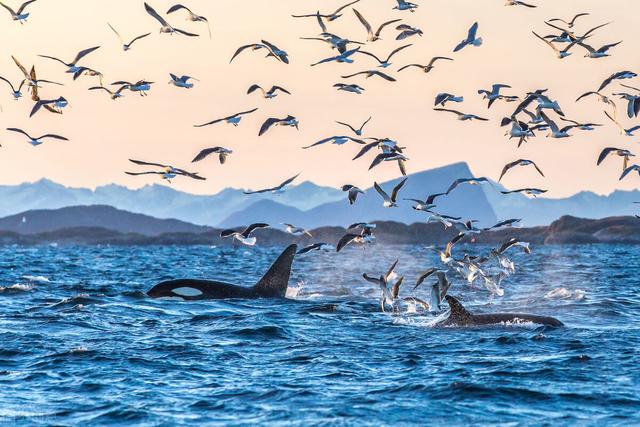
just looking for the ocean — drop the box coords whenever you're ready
[0,244,639,426]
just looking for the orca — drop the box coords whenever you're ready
[439,295,563,327]
[147,245,297,300]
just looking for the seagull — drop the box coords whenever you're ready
[598,71,637,92]
[393,0,418,12]
[259,115,299,136]
[477,84,512,108]
[107,23,151,51]
[484,218,522,231]
[38,46,101,74]
[111,80,153,96]
[404,192,446,211]
[144,2,198,36]
[341,185,364,205]
[499,159,544,181]
[194,108,258,127]
[311,47,361,66]
[504,0,536,7]
[532,31,578,58]
[341,70,396,82]
[191,147,233,164]
[259,40,290,64]
[353,137,405,161]
[336,224,376,252]
[0,0,36,23]
[370,152,409,175]
[352,8,401,42]
[446,177,491,194]
[576,90,615,106]
[0,76,25,99]
[230,43,270,63]
[333,83,365,94]
[30,96,68,117]
[604,111,640,137]
[501,188,547,197]
[168,74,198,89]
[247,85,291,99]
[434,108,488,121]
[292,1,360,23]
[220,223,269,246]
[597,147,634,171]
[398,56,453,74]
[540,111,572,138]
[434,93,463,106]
[297,243,333,255]
[620,165,640,181]
[453,22,482,52]
[336,116,371,136]
[72,67,103,85]
[548,13,589,29]
[11,56,62,91]
[502,118,535,147]
[357,44,412,68]
[282,223,312,237]
[374,178,407,208]
[301,32,363,54]
[6,127,68,146]
[244,174,300,195]
[126,159,206,182]
[396,24,423,40]
[612,90,640,118]
[363,260,404,312]
[579,40,622,58]
[167,4,211,38]
[559,117,602,131]
[303,136,365,149]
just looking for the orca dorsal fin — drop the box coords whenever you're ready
[254,244,297,297]
[445,295,474,325]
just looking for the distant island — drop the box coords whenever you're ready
[0,205,639,246]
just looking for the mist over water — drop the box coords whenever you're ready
[1,244,639,425]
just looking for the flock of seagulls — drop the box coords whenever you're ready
[1,1,638,312]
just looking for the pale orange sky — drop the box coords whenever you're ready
[0,0,638,197]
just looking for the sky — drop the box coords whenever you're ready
[0,0,638,198]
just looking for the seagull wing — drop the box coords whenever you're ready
[337,234,359,252]
[242,223,269,237]
[376,19,402,37]
[73,46,100,65]
[230,44,260,63]
[191,148,219,162]
[259,117,280,136]
[385,44,412,62]
[374,182,391,202]
[129,33,152,46]
[352,8,372,37]
[38,133,68,141]
[167,4,191,14]
[596,147,617,165]
[391,178,408,202]
[6,127,31,139]
[352,140,378,160]
[129,159,169,168]
[144,2,169,26]
[17,0,37,14]
[277,173,300,189]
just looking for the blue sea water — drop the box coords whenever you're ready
[0,244,639,426]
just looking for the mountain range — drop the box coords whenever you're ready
[1,162,638,227]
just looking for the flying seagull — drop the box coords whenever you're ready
[548,13,589,28]
[352,8,401,42]
[435,93,463,107]
[398,56,453,74]
[244,174,300,195]
[434,108,488,121]
[0,0,37,23]
[501,188,547,197]
[619,165,640,181]
[247,85,290,99]
[396,24,423,40]
[144,2,198,36]
[194,108,258,127]
[303,135,365,149]
[167,4,211,38]
[297,243,333,255]
[597,147,634,171]
[107,23,151,51]
[540,111,573,138]
[30,96,68,117]
[604,111,640,137]
[126,159,206,182]
[169,74,198,89]
[110,80,153,96]
[579,40,622,59]
[341,70,396,82]
[532,31,578,59]
[292,1,360,22]
[446,177,491,194]
[336,116,371,136]
[6,127,68,146]
[453,22,482,52]
[504,0,536,7]
[333,83,365,94]
[357,44,412,68]
[477,84,512,108]
[404,192,446,211]
[342,185,364,205]
[598,71,637,92]
[499,159,545,181]
[258,115,299,136]
[373,178,407,208]
[0,76,25,100]
[38,46,101,74]
[393,0,418,12]
[282,223,313,237]
[311,47,360,66]
[191,147,233,164]
[220,223,269,246]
